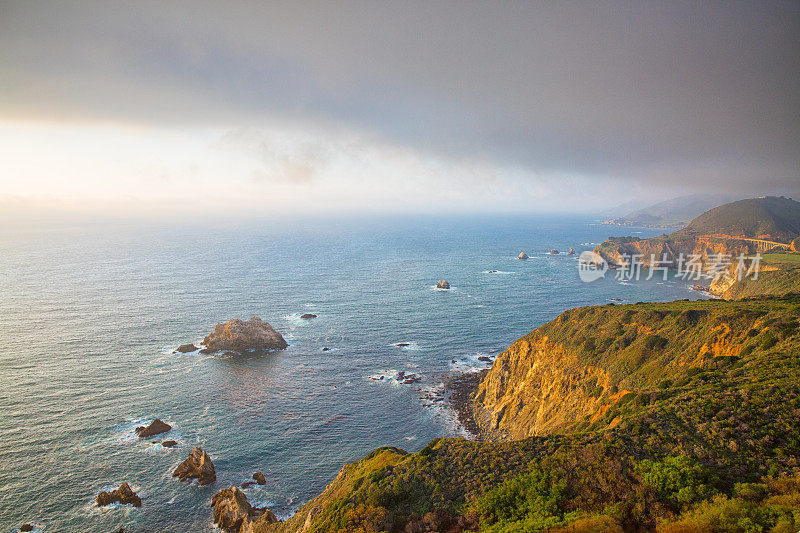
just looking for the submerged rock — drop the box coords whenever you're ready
[136,419,171,438]
[97,482,141,507]
[253,472,266,485]
[173,447,216,485]
[300,313,317,319]
[478,356,492,362]
[162,440,178,448]
[518,252,528,260]
[19,525,34,532]
[202,317,288,353]
[174,343,198,353]
[241,481,255,488]
[211,486,277,533]
[549,249,559,255]
[322,347,331,351]
[436,280,451,289]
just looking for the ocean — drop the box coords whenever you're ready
[0,215,706,532]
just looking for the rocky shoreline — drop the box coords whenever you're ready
[445,371,489,441]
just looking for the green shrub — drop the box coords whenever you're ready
[474,466,575,531]
[636,456,717,510]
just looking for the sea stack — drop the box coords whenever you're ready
[212,486,277,533]
[436,280,451,289]
[518,252,528,260]
[173,447,217,485]
[135,418,171,438]
[201,317,288,353]
[97,482,142,507]
[568,248,575,255]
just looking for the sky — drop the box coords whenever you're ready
[1,1,798,218]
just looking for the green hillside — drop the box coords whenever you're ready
[255,295,800,533]
[673,196,800,242]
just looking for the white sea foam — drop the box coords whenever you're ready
[481,270,516,274]
[449,352,496,374]
[419,382,473,439]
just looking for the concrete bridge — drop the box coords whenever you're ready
[699,234,791,252]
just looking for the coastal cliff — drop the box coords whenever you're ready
[471,300,770,440]
[594,197,800,299]
[253,295,800,532]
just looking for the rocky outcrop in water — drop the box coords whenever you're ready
[97,482,141,507]
[518,252,528,259]
[252,471,266,485]
[202,317,288,353]
[300,313,317,319]
[174,343,198,353]
[211,486,277,533]
[173,447,216,485]
[436,280,450,289]
[135,419,171,438]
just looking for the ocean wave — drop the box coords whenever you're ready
[449,352,495,374]
[481,270,516,275]
[367,369,423,386]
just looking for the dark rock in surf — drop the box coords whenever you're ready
[173,447,216,485]
[97,482,141,507]
[253,471,266,485]
[436,280,450,289]
[241,481,255,488]
[478,356,491,362]
[162,440,178,448]
[174,343,198,353]
[518,252,528,260]
[19,525,34,532]
[300,313,317,319]
[136,419,171,438]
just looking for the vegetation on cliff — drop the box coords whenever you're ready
[254,294,800,532]
[672,196,800,242]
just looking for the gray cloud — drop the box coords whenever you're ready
[1,0,798,194]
